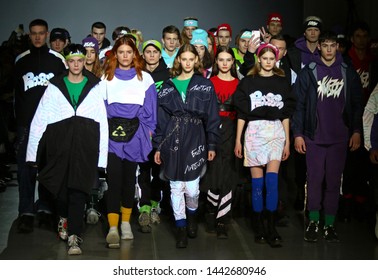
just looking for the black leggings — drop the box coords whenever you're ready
[106,152,137,213]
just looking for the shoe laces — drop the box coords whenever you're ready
[307,221,319,232]
[68,235,83,247]
[87,208,101,217]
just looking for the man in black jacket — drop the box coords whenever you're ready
[14,18,66,233]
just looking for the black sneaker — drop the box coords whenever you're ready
[304,220,319,242]
[323,225,340,243]
[17,215,34,233]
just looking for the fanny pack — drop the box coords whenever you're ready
[108,117,139,142]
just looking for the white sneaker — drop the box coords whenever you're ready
[121,222,134,240]
[68,235,82,255]
[57,217,68,241]
[106,226,120,248]
[86,208,101,224]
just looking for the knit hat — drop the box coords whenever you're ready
[82,36,99,53]
[50,28,67,42]
[216,23,232,37]
[267,13,283,26]
[190,29,208,49]
[184,18,198,27]
[142,40,162,52]
[256,43,279,60]
[303,16,323,32]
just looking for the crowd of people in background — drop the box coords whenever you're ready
[0,12,377,256]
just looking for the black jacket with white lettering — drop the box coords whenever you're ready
[14,44,66,127]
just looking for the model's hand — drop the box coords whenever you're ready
[208,151,216,161]
[247,34,261,53]
[370,149,378,164]
[234,141,243,158]
[260,26,271,43]
[294,137,306,154]
[282,142,290,161]
[349,132,361,151]
[154,151,161,165]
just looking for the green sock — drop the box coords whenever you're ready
[324,215,335,226]
[139,204,151,214]
[309,211,320,222]
[151,200,159,209]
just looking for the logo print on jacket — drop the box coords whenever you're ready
[23,72,55,91]
[317,76,344,100]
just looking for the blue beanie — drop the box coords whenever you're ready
[190,29,208,49]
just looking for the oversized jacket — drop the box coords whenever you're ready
[153,74,221,181]
[291,61,363,140]
[26,69,108,196]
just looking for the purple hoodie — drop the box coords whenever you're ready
[314,52,349,144]
[295,37,321,67]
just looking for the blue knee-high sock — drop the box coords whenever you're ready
[251,177,264,212]
[265,172,278,211]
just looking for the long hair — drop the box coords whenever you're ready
[170,43,203,78]
[89,52,102,78]
[211,45,238,78]
[247,47,284,77]
[103,36,144,81]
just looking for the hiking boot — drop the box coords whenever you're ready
[121,222,134,240]
[68,235,82,255]
[138,212,151,233]
[187,212,198,238]
[106,227,120,248]
[57,217,68,241]
[304,221,319,242]
[252,212,266,244]
[323,225,340,243]
[150,207,161,224]
[176,226,188,248]
[17,215,34,233]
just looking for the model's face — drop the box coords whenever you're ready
[267,21,283,36]
[50,38,65,53]
[67,56,85,76]
[184,26,197,39]
[217,30,231,47]
[318,40,338,63]
[143,46,161,65]
[258,50,276,72]
[85,48,96,65]
[351,29,370,50]
[270,39,287,61]
[216,51,234,74]
[116,44,135,70]
[194,45,205,60]
[238,38,250,54]
[178,51,197,74]
[304,27,321,43]
[162,33,179,52]
[29,25,48,48]
[207,37,213,53]
[91,27,106,46]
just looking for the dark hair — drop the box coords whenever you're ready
[63,43,87,57]
[170,43,203,78]
[212,46,238,78]
[162,25,181,39]
[270,34,286,43]
[318,30,337,44]
[349,21,371,36]
[103,36,144,81]
[92,22,106,30]
[112,26,131,41]
[29,19,48,31]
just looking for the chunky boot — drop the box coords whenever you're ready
[176,226,188,248]
[205,211,216,233]
[251,211,266,244]
[187,212,198,238]
[266,211,282,248]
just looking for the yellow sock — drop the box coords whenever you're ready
[107,213,119,228]
[121,207,132,222]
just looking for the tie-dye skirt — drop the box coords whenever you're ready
[243,119,285,167]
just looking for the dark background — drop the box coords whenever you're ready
[0,0,376,46]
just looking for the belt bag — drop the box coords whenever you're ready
[108,117,139,142]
